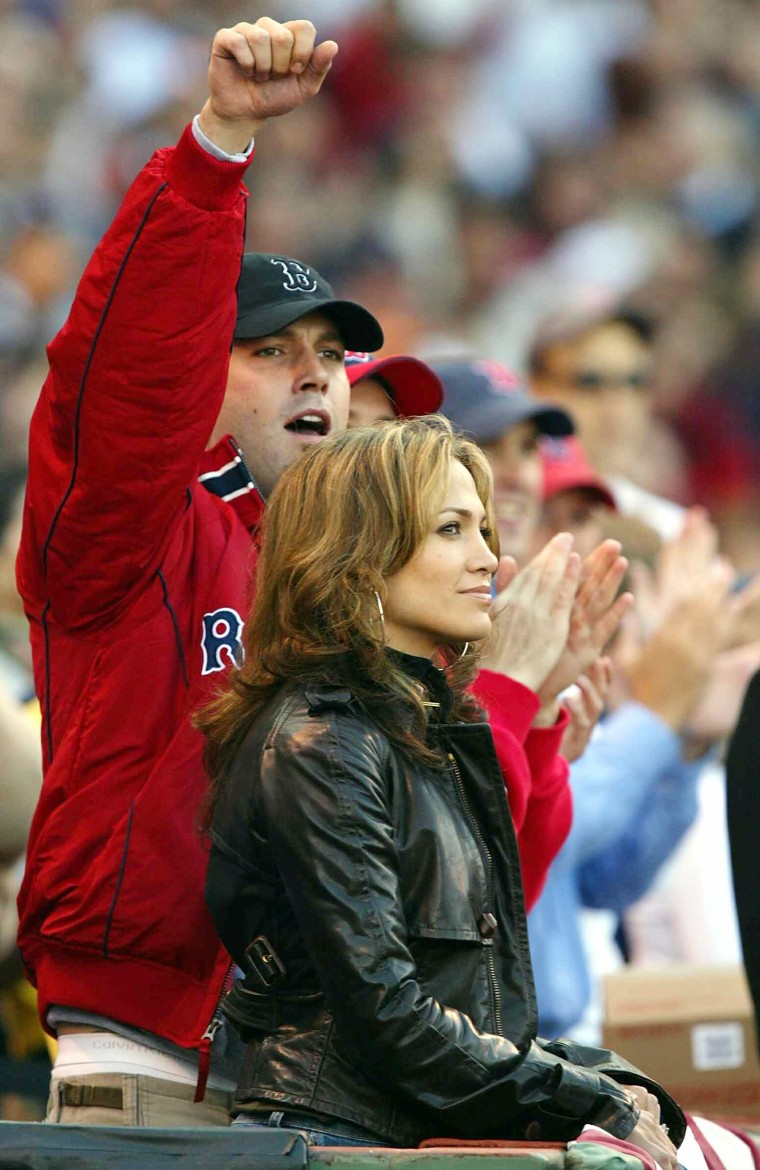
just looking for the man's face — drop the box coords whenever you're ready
[212,311,350,496]
[531,322,653,477]
[481,420,542,564]
[348,376,397,427]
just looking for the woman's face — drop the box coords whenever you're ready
[383,458,498,659]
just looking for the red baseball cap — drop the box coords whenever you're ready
[541,436,617,509]
[345,352,444,418]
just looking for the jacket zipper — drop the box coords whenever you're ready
[195,960,236,1102]
[447,751,504,1036]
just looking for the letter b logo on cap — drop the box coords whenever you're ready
[270,258,318,294]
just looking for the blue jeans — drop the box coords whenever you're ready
[232,1108,390,1147]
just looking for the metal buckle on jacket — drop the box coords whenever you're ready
[244,934,287,991]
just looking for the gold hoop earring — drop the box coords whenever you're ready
[443,642,469,669]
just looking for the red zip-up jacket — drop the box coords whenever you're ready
[16,124,570,1057]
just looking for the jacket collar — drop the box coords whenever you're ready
[199,434,265,533]
[386,648,454,721]
[303,652,455,724]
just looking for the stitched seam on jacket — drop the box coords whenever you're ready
[41,600,53,761]
[41,182,169,577]
[103,799,136,957]
[157,568,189,688]
[469,727,538,1033]
[264,690,302,749]
[329,714,393,943]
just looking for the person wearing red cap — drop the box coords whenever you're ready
[345,351,443,424]
[541,436,617,512]
[537,435,617,559]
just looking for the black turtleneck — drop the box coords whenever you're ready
[386,647,454,721]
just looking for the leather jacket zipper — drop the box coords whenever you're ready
[447,752,504,1036]
[195,960,236,1102]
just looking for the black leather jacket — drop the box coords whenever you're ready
[206,671,685,1148]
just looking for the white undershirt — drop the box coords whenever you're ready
[51,1032,235,1091]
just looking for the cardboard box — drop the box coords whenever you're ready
[603,964,760,1121]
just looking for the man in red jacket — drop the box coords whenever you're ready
[17,15,622,1129]
[17,16,382,1128]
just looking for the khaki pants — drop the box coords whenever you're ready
[46,1074,233,1127]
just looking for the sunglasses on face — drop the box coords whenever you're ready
[568,368,653,392]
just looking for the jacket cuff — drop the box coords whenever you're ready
[585,1093,640,1141]
[549,1064,639,1141]
[524,706,569,775]
[164,123,252,211]
[471,670,540,743]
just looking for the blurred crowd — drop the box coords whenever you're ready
[2,0,760,1127]
[4,0,760,565]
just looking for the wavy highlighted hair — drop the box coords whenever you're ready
[198,415,498,796]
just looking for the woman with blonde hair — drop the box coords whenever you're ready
[200,416,682,1166]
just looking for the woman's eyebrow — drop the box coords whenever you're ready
[438,506,487,522]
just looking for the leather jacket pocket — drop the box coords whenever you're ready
[407,926,494,1028]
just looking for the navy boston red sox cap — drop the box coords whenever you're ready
[235,253,384,352]
[431,358,574,444]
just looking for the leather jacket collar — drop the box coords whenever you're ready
[386,647,454,721]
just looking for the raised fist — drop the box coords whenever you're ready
[199,18,338,152]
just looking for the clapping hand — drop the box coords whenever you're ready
[481,533,580,696]
[535,540,632,712]
[560,657,613,763]
[482,536,630,730]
